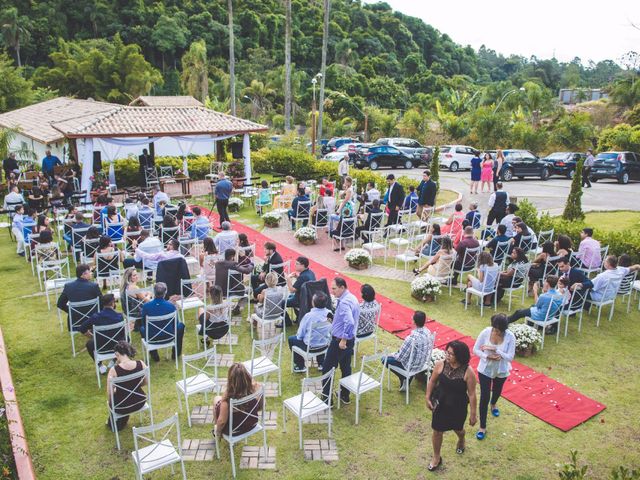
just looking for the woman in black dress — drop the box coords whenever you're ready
[425,340,477,472]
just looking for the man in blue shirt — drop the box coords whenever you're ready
[485,224,510,261]
[41,149,62,181]
[288,293,332,373]
[190,206,211,239]
[507,275,564,332]
[214,172,233,228]
[140,282,185,361]
[322,277,360,404]
[288,187,310,230]
[11,204,26,255]
[403,185,418,213]
[281,256,316,327]
[79,294,125,374]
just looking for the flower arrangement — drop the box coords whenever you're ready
[424,348,447,376]
[344,248,372,269]
[90,171,110,191]
[411,275,442,301]
[294,226,317,245]
[228,197,244,212]
[262,211,281,228]
[509,323,542,356]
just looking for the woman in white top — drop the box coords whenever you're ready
[464,252,500,306]
[472,314,515,440]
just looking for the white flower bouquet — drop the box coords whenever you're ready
[424,348,446,376]
[509,323,542,355]
[262,211,281,227]
[294,226,317,244]
[228,197,244,212]
[344,248,372,268]
[411,275,442,300]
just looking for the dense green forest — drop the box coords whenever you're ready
[1,0,639,152]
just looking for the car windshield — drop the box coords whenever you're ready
[595,153,620,163]
[546,153,570,160]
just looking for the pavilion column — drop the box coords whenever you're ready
[242,133,251,182]
[80,138,94,201]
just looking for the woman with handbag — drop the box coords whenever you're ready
[425,340,477,472]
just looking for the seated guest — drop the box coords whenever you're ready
[556,256,593,294]
[465,202,481,230]
[496,248,529,302]
[237,233,254,269]
[214,221,239,254]
[140,282,185,361]
[104,205,123,225]
[507,275,563,332]
[135,238,183,267]
[510,221,536,252]
[288,293,332,373]
[213,363,263,439]
[318,177,334,198]
[197,285,232,341]
[32,213,52,236]
[106,341,148,432]
[190,206,211,240]
[403,185,418,212]
[283,256,316,326]
[124,230,163,270]
[288,187,311,229]
[577,228,601,270]
[3,184,24,209]
[57,264,102,330]
[382,311,434,391]
[440,203,465,244]
[124,198,139,220]
[215,249,253,315]
[322,188,336,214]
[255,180,271,214]
[329,176,355,233]
[528,241,556,285]
[152,186,170,216]
[120,267,152,329]
[452,226,480,284]
[356,284,381,338]
[590,255,640,303]
[499,203,518,238]
[364,181,380,203]
[11,204,26,256]
[251,242,284,296]
[414,223,442,258]
[414,236,455,279]
[137,197,155,227]
[355,199,382,243]
[95,235,124,287]
[554,234,573,258]
[253,272,283,318]
[464,252,500,306]
[80,294,125,374]
[309,193,328,227]
[485,224,510,259]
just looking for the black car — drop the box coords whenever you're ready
[540,152,586,179]
[590,151,640,184]
[500,149,551,181]
[376,138,432,165]
[354,145,417,170]
[321,137,356,156]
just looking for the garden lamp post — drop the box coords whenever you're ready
[493,87,526,113]
[311,73,322,156]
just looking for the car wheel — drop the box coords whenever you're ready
[567,169,575,180]
[502,168,513,181]
[619,172,629,184]
[541,168,550,181]
[404,160,414,169]
[449,161,459,172]
[370,160,379,170]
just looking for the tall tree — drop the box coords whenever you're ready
[228,0,236,115]
[181,40,209,103]
[1,7,30,67]
[317,0,330,142]
[0,53,34,112]
[283,0,292,131]
[151,15,188,72]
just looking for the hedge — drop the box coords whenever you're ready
[112,155,217,187]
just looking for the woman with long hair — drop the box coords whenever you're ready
[197,285,231,341]
[414,236,455,280]
[493,150,505,191]
[464,252,500,306]
[120,267,152,329]
[414,223,442,258]
[213,363,263,438]
[481,153,494,193]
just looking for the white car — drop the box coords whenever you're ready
[323,143,358,162]
[439,145,480,171]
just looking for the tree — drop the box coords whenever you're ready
[0,53,34,112]
[283,0,292,131]
[1,7,31,67]
[598,124,640,152]
[550,112,595,150]
[180,40,208,103]
[562,158,585,221]
[241,80,275,118]
[227,0,236,115]
[430,146,440,192]
[317,0,330,141]
[151,15,189,71]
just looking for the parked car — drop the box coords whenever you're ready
[354,145,417,170]
[376,138,433,165]
[590,151,640,184]
[321,137,356,156]
[322,143,363,162]
[500,149,551,181]
[439,145,481,171]
[540,152,586,178]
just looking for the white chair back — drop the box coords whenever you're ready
[132,414,186,480]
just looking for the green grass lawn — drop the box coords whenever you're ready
[583,211,640,233]
[1,204,639,479]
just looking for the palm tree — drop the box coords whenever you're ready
[317,0,330,142]
[227,0,236,115]
[242,80,275,118]
[181,40,209,103]
[283,0,292,131]
[1,8,30,67]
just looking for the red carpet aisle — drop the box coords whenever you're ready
[199,206,605,431]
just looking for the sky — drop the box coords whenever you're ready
[363,0,639,65]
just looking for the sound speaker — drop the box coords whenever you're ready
[230,142,243,159]
[92,151,102,172]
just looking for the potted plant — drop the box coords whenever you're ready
[423,348,447,378]
[262,211,281,228]
[410,275,442,302]
[509,323,542,357]
[228,197,244,213]
[294,226,317,245]
[344,248,372,270]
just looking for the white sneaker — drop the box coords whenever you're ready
[99,364,108,375]
[399,381,407,392]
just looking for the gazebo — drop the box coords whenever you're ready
[51,105,268,198]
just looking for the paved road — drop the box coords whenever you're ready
[382,167,640,215]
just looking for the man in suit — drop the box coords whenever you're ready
[215,249,253,315]
[138,148,154,186]
[79,293,125,374]
[416,170,437,219]
[57,264,102,331]
[214,172,233,228]
[140,282,185,361]
[556,256,593,309]
[384,174,405,227]
[251,242,284,296]
[355,199,383,243]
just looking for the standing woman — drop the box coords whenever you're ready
[426,340,477,471]
[480,153,494,193]
[470,153,482,194]
[493,150,505,192]
[472,314,515,440]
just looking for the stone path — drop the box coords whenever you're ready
[303,439,339,462]
[189,406,278,429]
[182,439,216,461]
[239,446,276,470]
[205,353,235,368]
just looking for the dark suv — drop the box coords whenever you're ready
[376,138,432,165]
[354,145,417,170]
[321,137,356,156]
[540,152,586,179]
[590,152,640,184]
[501,149,551,181]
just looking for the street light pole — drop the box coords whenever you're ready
[311,73,322,157]
[493,87,526,113]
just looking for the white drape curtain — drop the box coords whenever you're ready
[243,133,251,181]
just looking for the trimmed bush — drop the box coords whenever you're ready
[112,154,217,187]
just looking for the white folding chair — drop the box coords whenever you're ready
[562,287,590,336]
[492,240,511,268]
[227,269,252,322]
[450,246,481,294]
[242,333,283,396]
[159,166,175,183]
[176,347,219,427]
[290,318,330,376]
[386,331,436,405]
[145,167,160,188]
[338,350,388,424]
[160,226,180,247]
[108,366,153,450]
[535,228,555,253]
[572,246,609,276]
[311,208,329,236]
[502,263,532,311]
[132,414,185,480]
[616,271,637,314]
[361,228,387,263]
[269,260,290,287]
[331,217,356,251]
[96,252,121,284]
[524,294,563,349]
[518,234,534,254]
[175,278,206,324]
[214,386,266,479]
[291,200,311,230]
[105,222,125,246]
[353,302,382,368]
[198,302,233,352]
[141,312,179,369]
[251,287,287,339]
[588,277,619,326]
[93,321,128,388]
[179,238,201,273]
[283,368,335,449]
[68,297,101,357]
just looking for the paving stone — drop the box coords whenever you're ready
[303,439,338,462]
[263,381,280,397]
[205,353,235,368]
[182,438,217,462]
[210,333,238,346]
[240,446,276,470]
[301,411,331,424]
[190,405,215,425]
[259,410,278,430]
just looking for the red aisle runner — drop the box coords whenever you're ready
[199,207,605,431]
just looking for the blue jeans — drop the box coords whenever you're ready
[381,355,411,384]
[288,335,326,369]
[322,337,354,402]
